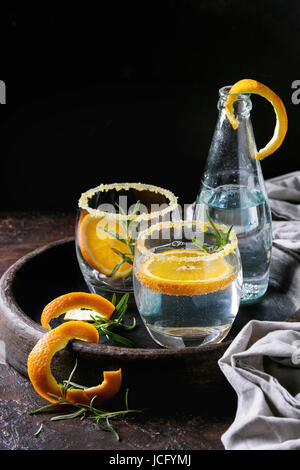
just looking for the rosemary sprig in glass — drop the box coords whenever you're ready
[97,200,141,277]
[192,211,233,253]
[90,293,136,348]
[29,360,141,441]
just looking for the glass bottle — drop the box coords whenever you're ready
[193,85,272,303]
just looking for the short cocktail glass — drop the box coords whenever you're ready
[76,182,178,298]
[133,219,242,348]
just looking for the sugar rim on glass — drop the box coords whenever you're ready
[78,182,178,222]
[136,219,238,262]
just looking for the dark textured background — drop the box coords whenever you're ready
[0,1,299,211]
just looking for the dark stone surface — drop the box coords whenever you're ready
[0,212,299,450]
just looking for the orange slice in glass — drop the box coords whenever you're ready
[27,321,122,404]
[135,249,237,296]
[225,78,288,160]
[78,214,132,277]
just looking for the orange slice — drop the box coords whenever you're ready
[225,79,288,160]
[78,214,132,277]
[41,292,115,330]
[135,249,237,296]
[27,321,122,404]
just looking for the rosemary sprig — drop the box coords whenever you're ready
[97,200,141,276]
[192,211,233,253]
[90,293,137,348]
[34,423,43,437]
[29,361,141,441]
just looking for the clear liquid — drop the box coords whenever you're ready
[133,271,242,348]
[196,185,272,303]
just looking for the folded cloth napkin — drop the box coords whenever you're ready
[266,171,300,257]
[219,320,300,450]
[266,171,300,220]
[219,170,300,450]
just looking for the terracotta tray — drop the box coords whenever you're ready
[0,237,299,409]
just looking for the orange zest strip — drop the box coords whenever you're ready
[27,321,122,404]
[225,79,288,160]
[41,292,115,330]
[66,369,122,405]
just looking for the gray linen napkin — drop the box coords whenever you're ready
[219,320,300,450]
[266,170,300,220]
[219,171,300,450]
[266,171,300,257]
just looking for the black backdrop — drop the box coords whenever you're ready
[1,1,299,211]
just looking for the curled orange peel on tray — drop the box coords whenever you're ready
[27,320,122,404]
[225,79,288,160]
[41,292,115,330]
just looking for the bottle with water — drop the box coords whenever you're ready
[193,85,272,303]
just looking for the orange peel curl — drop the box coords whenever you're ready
[27,320,122,404]
[41,292,115,330]
[225,78,288,160]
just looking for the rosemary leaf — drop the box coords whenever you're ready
[96,225,129,246]
[34,423,43,437]
[62,381,89,390]
[224,224,233,244]
[192,211,233,254]
[205,211,223,242]
[131,200,141,217]
[118,317,136,331]
[203,231,218,238]
[115,292,129,310]
[100,327,136,347]
[62,359,78,397]
[111,293,117,306]
[192,238,210,252]
[105,417,120,441]
[51,408,86,421]
[125,389,129,410]
[107,259,127,277]
[110,247,133,265]
[114,202,127,216]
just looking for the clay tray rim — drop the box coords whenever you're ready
[0,236,231,361]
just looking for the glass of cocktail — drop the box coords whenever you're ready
[76,182,178,298]
[133,218,242,348]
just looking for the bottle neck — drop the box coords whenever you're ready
[218,85,252,119]
[199,86,267,198]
